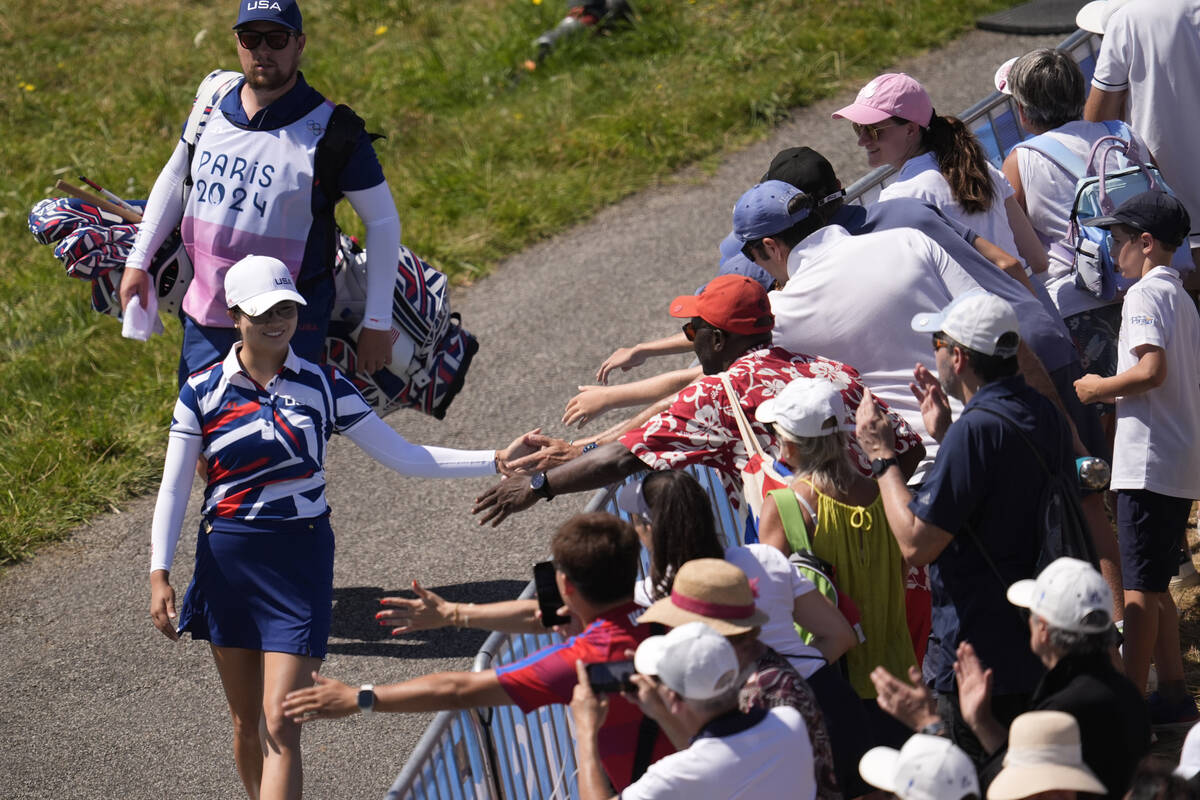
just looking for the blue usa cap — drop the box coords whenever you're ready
[235,0,303,32]
[732,180,812,243]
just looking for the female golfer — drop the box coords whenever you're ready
[148,254,528,800]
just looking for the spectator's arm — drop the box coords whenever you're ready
[855,391,952,566]
[564,366,700,427]
[1083,86,1127,124]
[376,581,545,635]
[1004,195,1049,281]
[970,234,1032,286]
[597,332,694,384]
[793,591,856,663]
[954,641,1007,755]
[1002,150,1028,214]
[1074,344,1166,404]
[756,493,792,556]
[571,661,619,800]
[282,669,512,722]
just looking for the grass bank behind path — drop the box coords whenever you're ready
[0,0,1018,564]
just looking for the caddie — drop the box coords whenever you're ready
[120,0,401,385]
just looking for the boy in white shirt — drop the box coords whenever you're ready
[1074,191,1200,726]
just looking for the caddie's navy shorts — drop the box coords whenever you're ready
[177,514,335,658]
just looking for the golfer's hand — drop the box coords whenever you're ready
[149,569,179,641]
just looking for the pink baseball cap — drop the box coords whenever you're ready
[832,73,933,127]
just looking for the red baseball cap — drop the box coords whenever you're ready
[669,274,774,335]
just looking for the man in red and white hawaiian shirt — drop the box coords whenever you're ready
[473,275,923,526]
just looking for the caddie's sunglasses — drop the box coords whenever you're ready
[246,303,299,324]
[852,121,903,141]
[931,333,951,353]
[236,29,298,50]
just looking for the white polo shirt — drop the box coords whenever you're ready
[620,706,815,800]
[879,152,1022,269]
[1093,0,1200,249]
[771,225,982,481]
[1111,266,1200,498]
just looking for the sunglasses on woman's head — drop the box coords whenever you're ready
[235,29,298,50]
[852,121,903,141]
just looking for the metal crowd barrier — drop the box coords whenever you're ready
[388,27,1102,800]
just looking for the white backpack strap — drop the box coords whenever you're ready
[1014,133,1087,180]
[181,69,242,147]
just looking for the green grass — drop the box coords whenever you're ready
[0,0,1019,565]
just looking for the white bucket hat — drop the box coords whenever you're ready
[224,255,307,316]
[988,711,1106,799]
[1007,557,1113,634]
[859,734,979,800]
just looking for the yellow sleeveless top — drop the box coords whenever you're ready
[797,479,917,698]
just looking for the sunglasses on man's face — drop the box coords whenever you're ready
[931,333,952,353]
[852,121,903,141]
[236,29,297,50]
[682,321,709,342]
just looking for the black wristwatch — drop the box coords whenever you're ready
[870,456,899,478]
[357,683,376,714]
[530,471,555,501]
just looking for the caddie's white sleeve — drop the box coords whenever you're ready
[126,140,190,273]
[343,414,498,478]
[345,183,402,331]
[149,431,202,573]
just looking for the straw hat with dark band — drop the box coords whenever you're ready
[638,558,769,635]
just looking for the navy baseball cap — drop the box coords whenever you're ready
[732,180,813,243]
[763,147,841,200]
[235,0,303,32]
[1082,190,1191,248]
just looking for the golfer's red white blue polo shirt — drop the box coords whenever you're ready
[171,344,372,520]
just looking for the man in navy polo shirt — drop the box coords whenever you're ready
[121,0,401,385]
[855,291,1077,764]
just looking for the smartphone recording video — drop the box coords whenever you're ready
[532,560,571,628]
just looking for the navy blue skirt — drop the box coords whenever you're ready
[177,515,335,658]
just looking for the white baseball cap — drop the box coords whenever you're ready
[1006,557,1113,634]
[1076,0,1132,34]
[988,711,1106,799]
[756,377,848,440]
[633,621,741,701]
[1174,721,1200,779]
[859,734,979,800]
[224,255,307,316]
[911,290,1020,358]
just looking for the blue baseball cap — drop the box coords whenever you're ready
[235,0,303,32]
[732,180,812,243]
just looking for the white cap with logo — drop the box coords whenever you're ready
[911,290,1020,357]
[859,733,979,800]
[224,255,307,316]
[756,377,848,440]
[633,621,740,701]
[1007,557,1113,634]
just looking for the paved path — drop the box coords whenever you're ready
[0,27,1058,800]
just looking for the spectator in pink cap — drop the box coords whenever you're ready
[833,73,1048,282]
